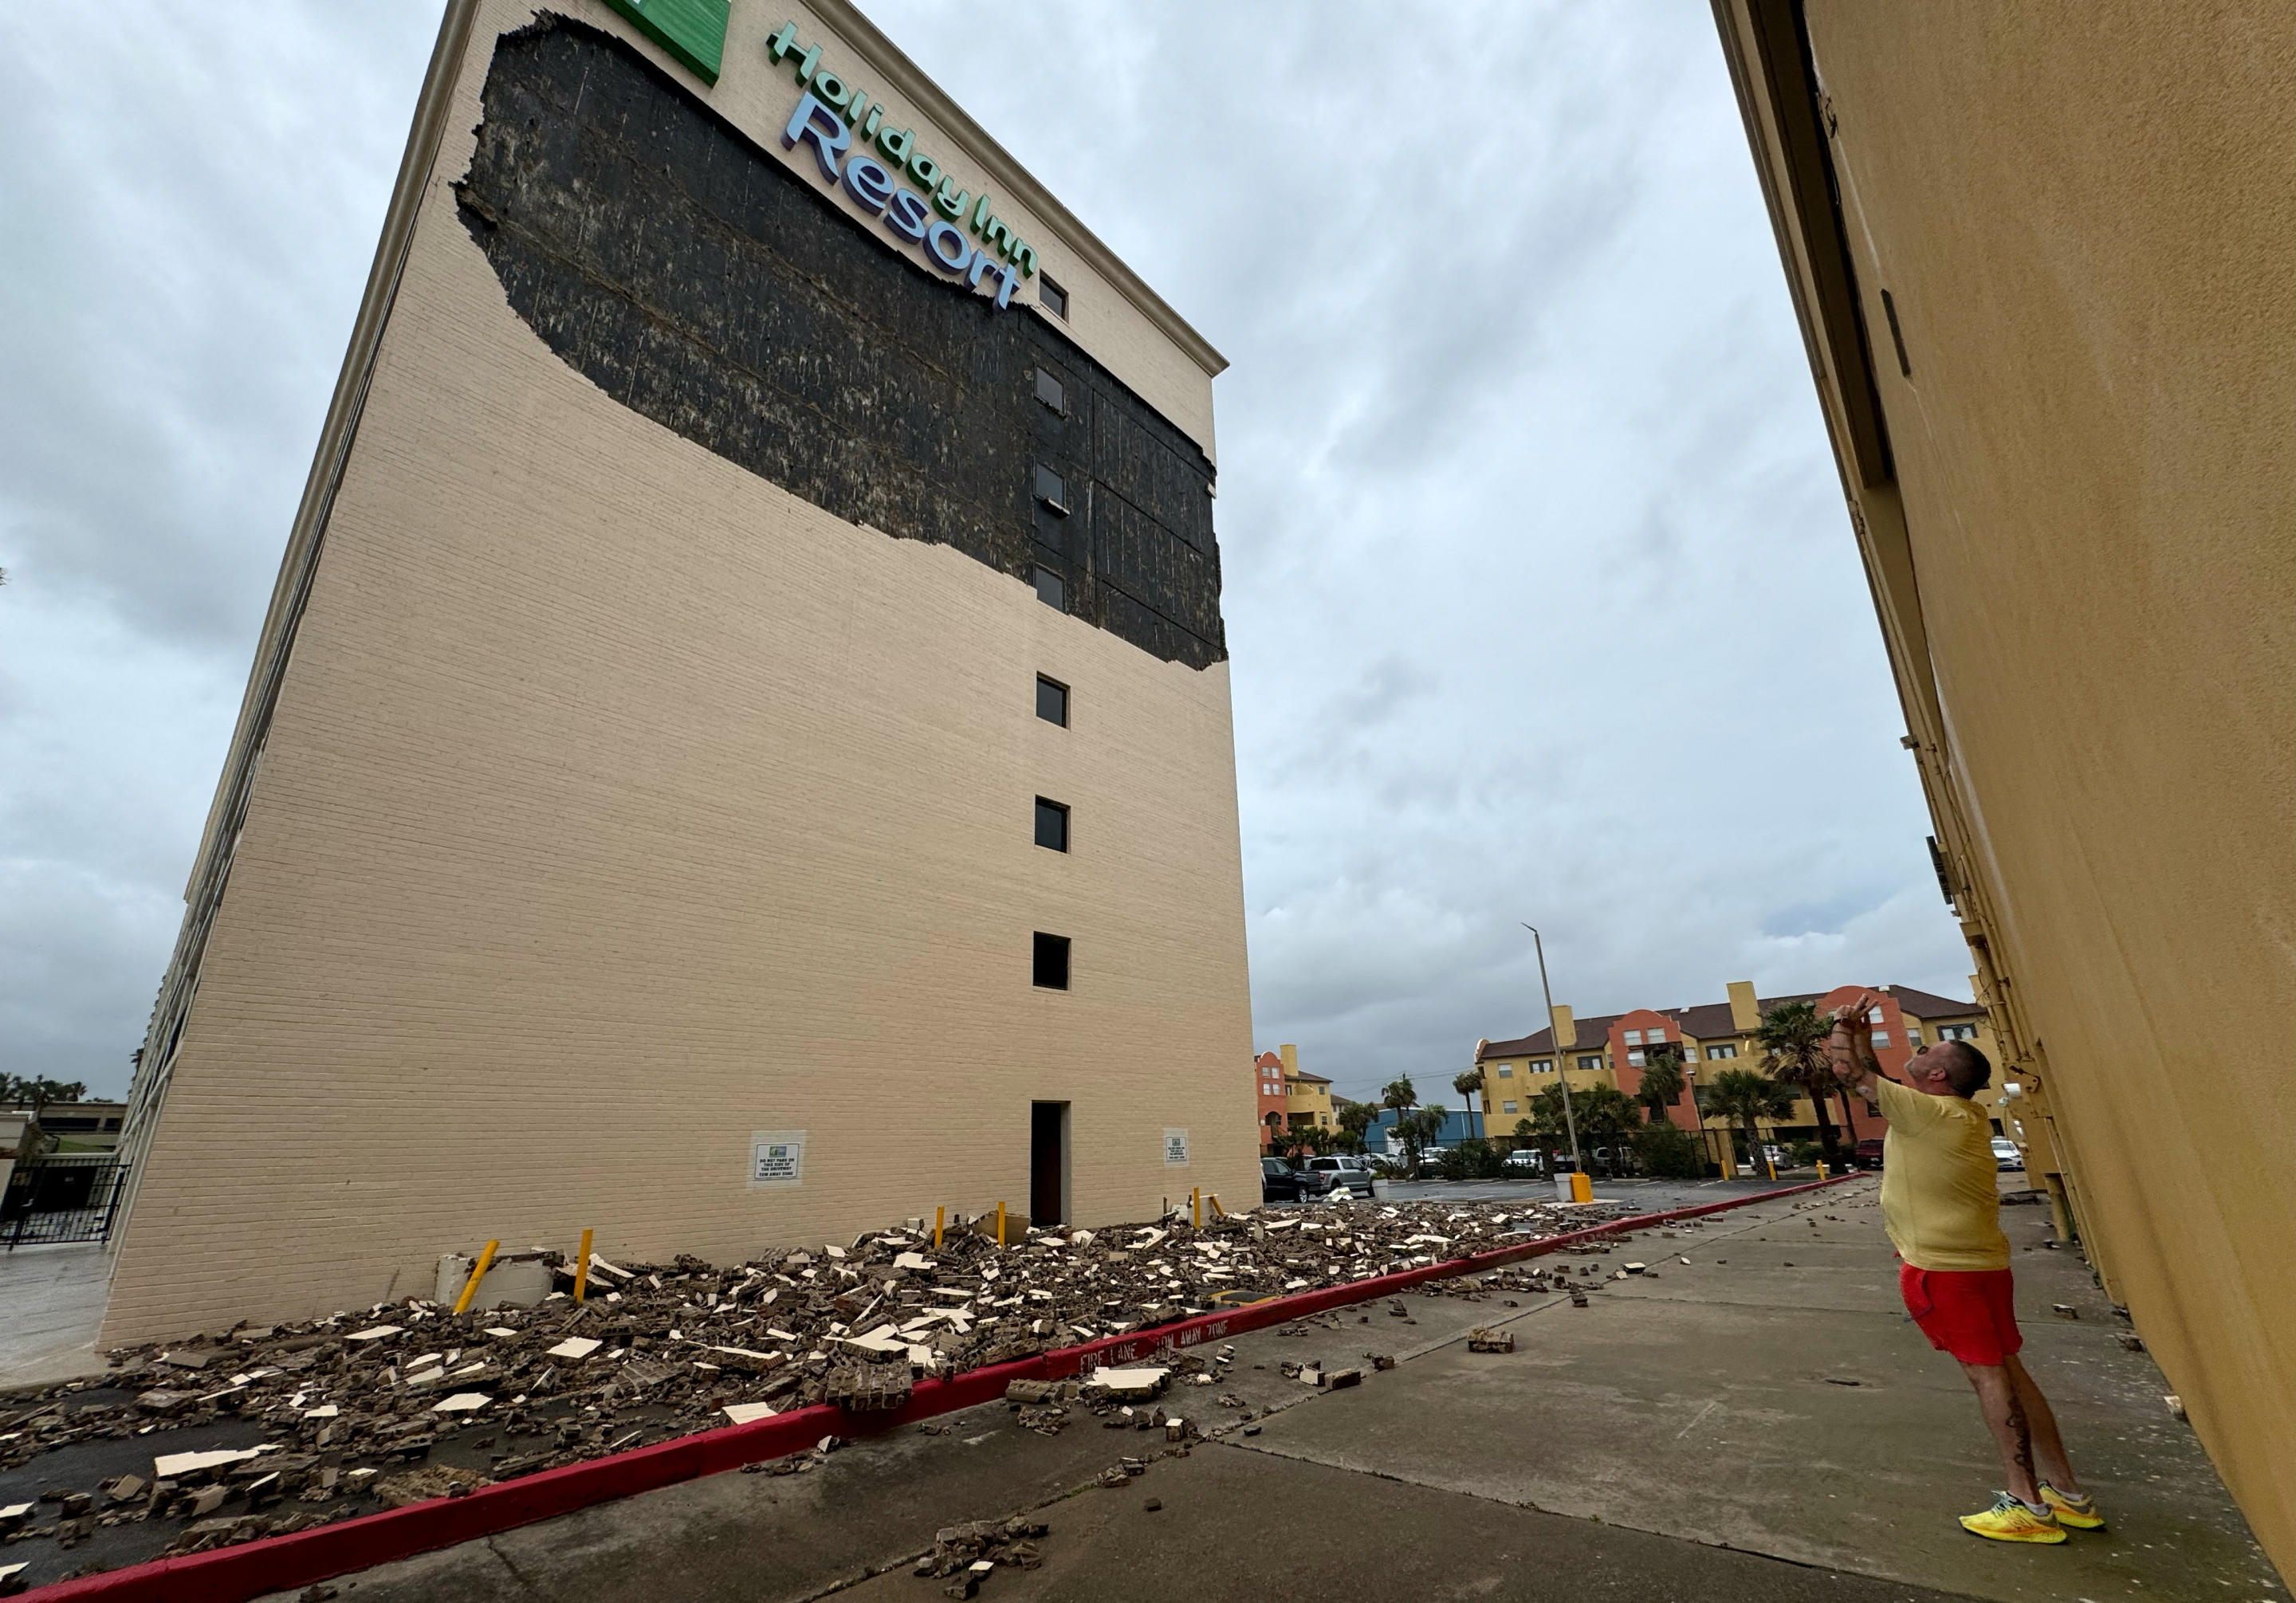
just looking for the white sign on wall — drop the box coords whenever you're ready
[1162,1128,1190,1167]
[751,1130,806,1188]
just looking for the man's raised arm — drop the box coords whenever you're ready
[1827,992,1884,1093]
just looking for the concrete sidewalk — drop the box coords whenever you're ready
[0,1241,111,1392]
[241,1179,2283,1603]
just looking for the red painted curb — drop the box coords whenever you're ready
[26,1175,1854,1601]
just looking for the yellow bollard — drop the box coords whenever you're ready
[573,1228,593,1302]
[1208,1193,1225,1219]
[1570,1172,1594,1204]
[1817,1161,1828,1181]
[934,1206,945,1251]
[454,1240,501,1316]
[997,1201,1006,1247]
[1192,1187,1201,1229]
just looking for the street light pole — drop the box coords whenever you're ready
[1523,924,1583,1174]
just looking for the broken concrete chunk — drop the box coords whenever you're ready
[1467,1328,1516,1354]
[344,1325,404,1342]
[545,1337,603,1360]
[721,1403,778,1425]
[431,1393,491,1413]
[2050,1303,2079,1320]
[1091,1366,1170,1401]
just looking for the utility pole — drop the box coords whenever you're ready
[1523,924,1582,1174]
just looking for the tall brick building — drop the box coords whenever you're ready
[105,0,1253,1344]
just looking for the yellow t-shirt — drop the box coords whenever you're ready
[1874,1075,2011,1271]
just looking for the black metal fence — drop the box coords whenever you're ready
[2,1154,126,1249]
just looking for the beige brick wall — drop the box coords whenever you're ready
[101,0,1253,1346]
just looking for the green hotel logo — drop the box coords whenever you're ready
[604,0,729,85]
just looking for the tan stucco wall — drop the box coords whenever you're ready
[1723,0,2296,1568]
[102,0,1254,1346]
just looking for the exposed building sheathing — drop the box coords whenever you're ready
[457,18,1224,670]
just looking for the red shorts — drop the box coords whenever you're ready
[1901,1263,2022,1366]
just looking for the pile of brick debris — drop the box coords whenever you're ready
[0,1193,1677,1577]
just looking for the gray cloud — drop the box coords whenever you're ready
[1,2,1968,1103]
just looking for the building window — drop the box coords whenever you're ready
[1032,932,1071,990]
[1707,1043,1738,1060]
[1031,567,1064,609]
[1531,1059,1552,1074]
[1683,1045,1700,1060]
[1501,1100,1518,1115]
[1624,1029,1642,1045]
[1627,1051,1645,1067]
[1938,1023,1979,1042]
[1034,368,1066,413]
[1040,276,1068,318]
[1578,1055,1602,1071]
[1871,1032,1891,1047]
[1496,1064,1513,1077]
[1905,1027,1924,1044]
[1034,797,1070,852]
[1036,674,1068,726]
[1034,465,1068,513]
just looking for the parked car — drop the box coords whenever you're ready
[1502,1148,1547,1176]
[1991,1135,2024,1172]
[1260,1157,1330,1204]
[1851,1138,1885,1171]
[1305,1155,1375,1197]
[1364,1152,1407,1177]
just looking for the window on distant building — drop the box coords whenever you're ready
[1938,1023,1979,1041]
[1036,675,1068,727]
[1032,932,1071,990]
[1871,1032,1891,1047]
[1501,1100,1518,1114]
[1578,1055,1602,1071]
[1034,797,1069,852]
[1628,1051,1645,1067]
[1624,1029,1642,1045]
[1708,1043,1739,1059]
[1040,276,1068,318]
[1034,465,1069,513]
[1031,567,1064,609]
[1683,1044,1700,1060]
[1034,367,1066,413]
[1496,1064,1514,1077]
[1531,1059,1553,1074]
[1905,1027,1923,1044]
[1867,1007,1885,1023]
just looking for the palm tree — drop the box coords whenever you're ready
[1634,1043,1688,1127]
[1530,1082,1641,1137]
[1337,1101,1375,1154]
[1755,1000,1844,1163]
[1704,1068,1798,1176]
[1380,1075,1417,1167]
[1453,1069,1487,1139]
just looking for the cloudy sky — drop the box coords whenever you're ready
[0,2,1965,1106]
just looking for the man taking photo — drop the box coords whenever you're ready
[1827,992,2101,1544]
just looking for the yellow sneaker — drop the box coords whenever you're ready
[1960,1491,2068,1544]
[2040,1483,2105,1530]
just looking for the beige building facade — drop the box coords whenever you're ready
[106,0,1256,1346]
[1715,0,2296,1570]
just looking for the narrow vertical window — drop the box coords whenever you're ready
[1031,568,1064,609]
[1034,797,1070,852]
[1032,932,1071,990]
[1040,276,1068,318]
[1035,675,1068,726]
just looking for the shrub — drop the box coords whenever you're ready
[1630,1124,1704,1180]
[1788,1141,1826,1169]
[1435,1138,1504,1181]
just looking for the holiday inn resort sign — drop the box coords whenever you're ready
[607,1,1040,311]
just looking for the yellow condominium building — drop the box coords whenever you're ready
[1715,2,2296,1570]
[105,0,1256,1346]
